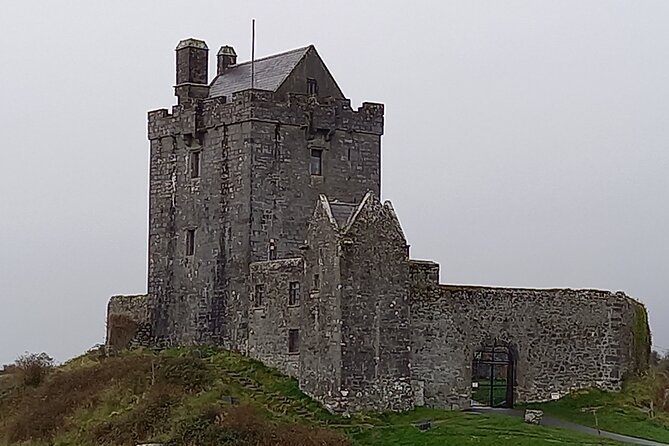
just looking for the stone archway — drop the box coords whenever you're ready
[471,341,515,408]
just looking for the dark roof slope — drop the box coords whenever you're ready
[209,46,311,98]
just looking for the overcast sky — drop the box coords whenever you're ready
[0,0,667,365]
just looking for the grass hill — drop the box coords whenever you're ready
[0,347,666,446]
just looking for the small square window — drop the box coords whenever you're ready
[190,151,201,179]
[310,149,322,176]
[289,281,300,306]
[288,328,300,353]
[313,273,320,290]
[307,78,318,96]
[185,229,196,256]
[254,284,265,308]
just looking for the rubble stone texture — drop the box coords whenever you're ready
[524,409,544,425]
[106,38,649,413]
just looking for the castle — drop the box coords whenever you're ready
[107,38,650,413]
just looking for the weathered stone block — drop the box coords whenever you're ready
[524,409,544,425]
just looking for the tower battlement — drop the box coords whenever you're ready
[148,91,383,141]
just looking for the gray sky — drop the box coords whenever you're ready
[1,0,667,365]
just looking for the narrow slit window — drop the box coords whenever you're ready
[288,328,300,353]
[307,78,318,96]
[289,281,300,306]
[254,284,265,308]
[190,150,201,179]
[313,273,320,290]
[268,239,277,260]
[310,149,322,176]
[185,229,196,256]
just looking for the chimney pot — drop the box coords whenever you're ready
[217,45,238,75]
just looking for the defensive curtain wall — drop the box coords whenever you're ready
[409,260,650,409]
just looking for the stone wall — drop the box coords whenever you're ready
[299,197,344,410]
[106,294,150,349]
[299,193,414,413]
[275,47,345,100]
[410,283,644,409]
[248,258,304,378]
[146,87,383,352]
[337,195,413,412]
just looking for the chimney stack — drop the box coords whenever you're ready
[217,46,237,75]
[174,38,210,104]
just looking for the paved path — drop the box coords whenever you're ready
[467,407,669,446]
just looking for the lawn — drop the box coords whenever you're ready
[522,373,669,444]
[347,408,625,446]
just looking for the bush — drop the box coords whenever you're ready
[15,352,54,387]
[167,405,351,446]
[156,355,213,393]
[92,384,181,445]
[4,355,152,443]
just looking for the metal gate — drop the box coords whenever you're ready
[471,342,514,408]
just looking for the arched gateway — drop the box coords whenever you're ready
[471,342,515,408]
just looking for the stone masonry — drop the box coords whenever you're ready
[107,37,650,413]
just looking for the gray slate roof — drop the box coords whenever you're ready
[329,202,359,228]
[209,46,311,98]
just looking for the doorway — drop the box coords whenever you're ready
[471,342,514,408]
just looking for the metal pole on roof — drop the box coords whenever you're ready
[251,18,256,89]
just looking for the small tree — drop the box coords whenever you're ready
[15,352,54,387]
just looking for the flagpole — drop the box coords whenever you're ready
[251,18,256,89]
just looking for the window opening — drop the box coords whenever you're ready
[310,149,322,176]
[185,229,196,256]
[268,239,277,260]
[307,78,318,96]
[254,284,265,308]
[288,328,300,353]
[289,281,300,306]
[190,151,201,179]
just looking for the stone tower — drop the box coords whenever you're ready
[146,38,384,350]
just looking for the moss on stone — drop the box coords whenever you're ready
[631,303,651,374]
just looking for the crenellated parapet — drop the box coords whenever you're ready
[147,89,384,141]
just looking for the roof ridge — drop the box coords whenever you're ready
[231,45,311,68]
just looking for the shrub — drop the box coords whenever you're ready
[92,384,181,445]
[15,352,54,387]
[167,405,351,446]
[156,355,213,393]
[4,355,152,443]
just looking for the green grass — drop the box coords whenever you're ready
[347,408,624,445]
[471,379,510,406]
[523,372,669,444]
[0,347,654,446]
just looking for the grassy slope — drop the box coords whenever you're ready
[0,348,629,446]
[346,409,624,445]
[523,373,669,444]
